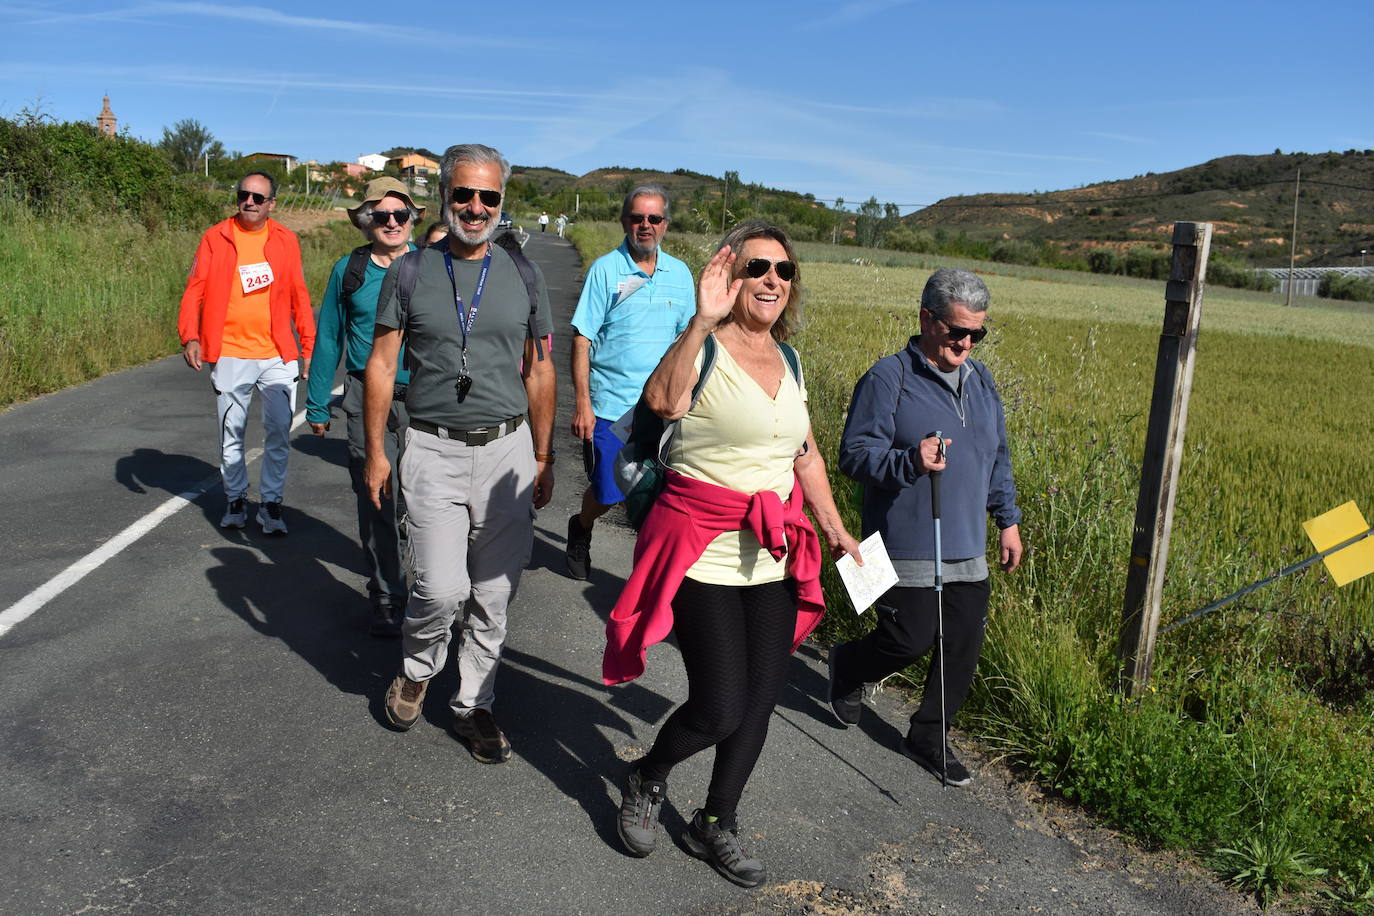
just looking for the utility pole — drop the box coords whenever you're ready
[1286,168,1300,306]
[1117,221,1213,697]
[721,172,729,236]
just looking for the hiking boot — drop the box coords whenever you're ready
[902,733,973,787]
[257,501,288,535]
[616,766,666,857]
[220,498,248,529]
[826,645,862,727]
[369,603,402,639]
[384,673,427,730]
[452,708,512,763]
[565,514,592,580]
[684,809,766,888]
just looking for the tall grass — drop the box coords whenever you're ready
[0,195,355,407]
[567,222,1374,901]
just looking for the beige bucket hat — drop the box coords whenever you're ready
[347,177,426,229]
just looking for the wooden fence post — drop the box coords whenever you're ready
[1117,221,1213,697]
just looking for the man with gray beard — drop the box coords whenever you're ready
[363,143,556,763]
[565,184,695,580]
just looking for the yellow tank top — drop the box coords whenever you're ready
[668,338,810,585]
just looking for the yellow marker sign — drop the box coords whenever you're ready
[1302,501,1374,587]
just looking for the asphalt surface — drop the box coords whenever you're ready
[0,230,1259,915]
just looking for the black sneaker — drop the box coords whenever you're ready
[220,498,248,529]
[257,501,288,535]
[826,645,862,727]
[369,603,402,638]
[616,767,666,857]
[565,514,592,580]
[902,734,972,787]
[683,809,766,888]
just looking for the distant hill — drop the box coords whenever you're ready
[904,150,1374,267]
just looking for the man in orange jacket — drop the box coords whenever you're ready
[178,171,316,534]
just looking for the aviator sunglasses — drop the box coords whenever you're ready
[236,189,272,205]
[369,208,413,226]
[626,213,665,225]
[927,311,989,343]
[743,258,797,282]
[450,186,503,207]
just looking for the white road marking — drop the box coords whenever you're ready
[0,389,340,638]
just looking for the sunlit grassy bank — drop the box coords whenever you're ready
[0,195,355,408]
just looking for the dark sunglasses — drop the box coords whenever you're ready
[369,208,413,226]
[928,312,989,343]
[450,186,502,207]
[743,258,796,282]
[626,213,665,225]
[236,189,271,205]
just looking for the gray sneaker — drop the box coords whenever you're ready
[684,809,766,888]
[220,498,248,529]
[616,767,666,857]
[257,501,288,535]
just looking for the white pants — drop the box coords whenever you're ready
[399,423,536,714]
[211,356,298,504]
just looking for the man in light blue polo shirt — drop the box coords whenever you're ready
[566,184,695,579]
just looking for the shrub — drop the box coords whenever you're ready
[884,226,936,253]
[1125,245,1170,280]
[1208,255,1277,291]
[1319,272,1374,302]
[1087,248,1123,275]
[989,239,1041,265]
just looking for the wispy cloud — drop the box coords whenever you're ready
[797,0,917,31]
[19,1,529,48]
[811,97,1004,119]
[0,61,643,105]
[1079,130,1155,145]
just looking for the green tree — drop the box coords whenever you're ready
[158,118,224,174]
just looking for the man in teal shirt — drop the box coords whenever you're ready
[307,178,422,636]
[566,184,695,579]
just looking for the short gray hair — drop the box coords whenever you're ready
[620,184,670,220]
[439,144,511,201]
[920,268,990,321]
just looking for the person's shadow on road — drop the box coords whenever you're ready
[203,506,396,700]
[491,646,679,853]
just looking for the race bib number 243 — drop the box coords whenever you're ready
[238,261,274,294]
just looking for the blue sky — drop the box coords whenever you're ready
[3,0,1371,212]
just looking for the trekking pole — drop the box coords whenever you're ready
[931,431,947,788]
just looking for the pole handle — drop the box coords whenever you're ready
[930,430,943,520]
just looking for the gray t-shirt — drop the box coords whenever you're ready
[375,244,553,428]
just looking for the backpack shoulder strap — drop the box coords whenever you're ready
[775,340,802,386]
[688,333,718,409]
[492,232,545,361]
[395,247,423,318]
[340,244,372,305]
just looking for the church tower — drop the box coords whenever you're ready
[96,96,116,137]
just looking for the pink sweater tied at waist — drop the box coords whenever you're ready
[602,470,826,686]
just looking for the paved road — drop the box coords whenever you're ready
[0,231,1256,915]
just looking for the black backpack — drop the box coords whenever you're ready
[390,231,546,362]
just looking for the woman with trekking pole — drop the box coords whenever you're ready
[826,268,1022,787]
[602,220,862,887]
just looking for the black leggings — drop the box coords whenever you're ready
[637,577,798,823]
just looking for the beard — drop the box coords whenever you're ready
[446,208,496,247]
[626,233,659,259]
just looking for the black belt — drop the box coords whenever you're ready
[409,414,524,446]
